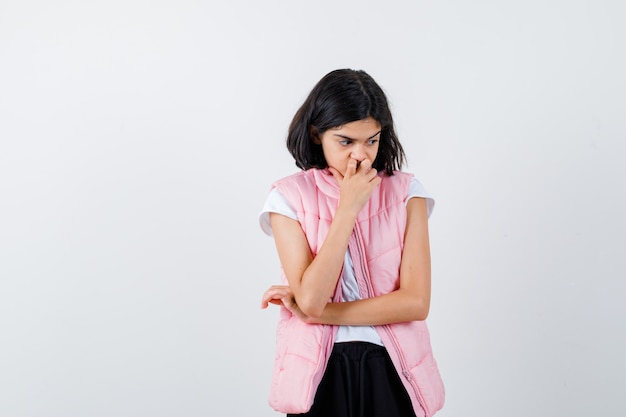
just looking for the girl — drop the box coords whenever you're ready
[260,69,444,417]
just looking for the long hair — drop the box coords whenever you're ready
[287,69,405,175]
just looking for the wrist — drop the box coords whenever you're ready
[335,202,361,221]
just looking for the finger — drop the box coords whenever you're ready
[260,292,272,308]
[264,288,286,299]
[261,297,273,308]
[346,159,358,176]
[260,288,284,306]
[359,158,373,172]
[261,285,293,308]
[367,168,378,182]
[262,295,286,309]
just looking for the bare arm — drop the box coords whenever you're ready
[314,197,432,324]
[269,159,381,318]
[263,196,432,325]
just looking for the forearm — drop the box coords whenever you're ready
[310,289,430,326]
[297,208,357,317]
[271,160,382,319]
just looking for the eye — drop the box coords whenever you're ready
[339,140,352,146]
[367,139,379,145]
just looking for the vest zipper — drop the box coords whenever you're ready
[350,221,429,416]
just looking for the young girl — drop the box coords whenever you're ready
[260,69,444,417]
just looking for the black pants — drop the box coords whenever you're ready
[288,342,418,417]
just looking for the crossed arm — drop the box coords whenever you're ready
[261,195,432,326]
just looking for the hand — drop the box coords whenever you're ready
[261,285,311,323]
[329,158,381,216]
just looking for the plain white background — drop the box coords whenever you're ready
[1,1,624,416]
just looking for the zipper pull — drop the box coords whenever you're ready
[403,370,412,381]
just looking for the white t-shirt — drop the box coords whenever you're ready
[260,176,434,346]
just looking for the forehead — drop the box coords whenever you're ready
[327,117,381,138]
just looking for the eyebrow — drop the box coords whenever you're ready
[333,130,382,141]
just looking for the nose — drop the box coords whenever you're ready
[350,144,367,161]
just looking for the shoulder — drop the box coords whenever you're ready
[405,174,435,218]
[272,169,322,201]
[382,171,435,217]
[378,171,414,195]
[272,169,315,188]
[384,171,414,185]
[259,188,298,236]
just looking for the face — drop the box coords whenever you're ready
[315,117,381,176]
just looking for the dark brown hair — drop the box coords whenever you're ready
[286,69,405,175]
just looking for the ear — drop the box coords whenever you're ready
[309,126,321,144]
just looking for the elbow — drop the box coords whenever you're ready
[297,297,325,320]
[408,297,430,321]
[414,308,429,321]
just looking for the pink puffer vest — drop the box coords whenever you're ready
[268,168,445,416]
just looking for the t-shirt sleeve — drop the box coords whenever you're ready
[259,188,298,236]
[406,177,435,218]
